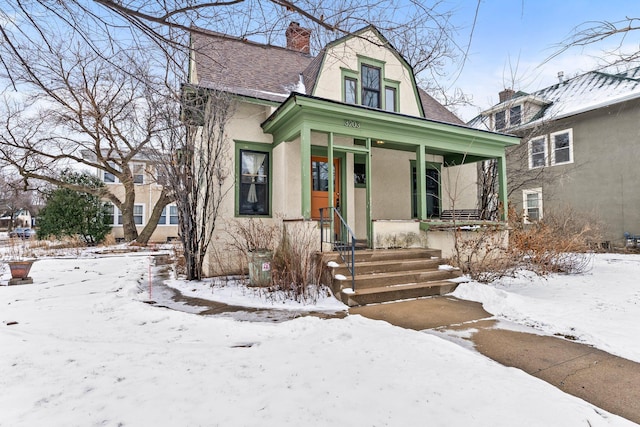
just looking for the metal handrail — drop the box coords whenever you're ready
[319,207,356,291]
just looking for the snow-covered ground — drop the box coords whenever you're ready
[453,253,640,364]
[0,249,638,426]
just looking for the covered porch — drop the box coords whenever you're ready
[261,93,519,254]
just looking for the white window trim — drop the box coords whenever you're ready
[528,136,548,169]
[549,128,574,166]
[159,204,179,226]
[522,188,543,224]
[105,203,145,226]
[133,204,145,226]
[130,162,146,185]
[493,103,523,131]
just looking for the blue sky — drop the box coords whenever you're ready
[445,0,640,120]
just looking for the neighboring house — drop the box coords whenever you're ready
[83,152,179,243]
[0,208,32,230]
[188,23,518,275]
[469,67,640,246]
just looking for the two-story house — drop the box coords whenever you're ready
[84,151,179,243]
[469,67,640,247]
[188,23,518,275]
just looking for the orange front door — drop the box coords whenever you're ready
[311,156,340,220]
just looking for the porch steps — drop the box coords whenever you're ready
[323,249,465,307]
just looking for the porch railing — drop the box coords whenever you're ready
[319,207,356,291]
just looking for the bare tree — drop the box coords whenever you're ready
[0,172,35,230]
[0,38,174,243]
[153,88,233,280]
[548,17,640,66]
[0,1,467,100]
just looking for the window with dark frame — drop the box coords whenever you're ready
[344,77,357,104]
[361,64,381,108]
[510,105,521,126]
[495,110,506,130]
[239,149,269,216]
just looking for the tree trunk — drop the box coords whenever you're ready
[136,190,172,244]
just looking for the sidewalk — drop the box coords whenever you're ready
[351,296,640,425]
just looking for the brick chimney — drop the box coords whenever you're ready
[285,22,311,54]
[499,88,516,103]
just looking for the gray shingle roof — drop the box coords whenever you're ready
[191,28,313,102]
[191,26,463,124]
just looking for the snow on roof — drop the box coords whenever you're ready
[534,69,640,122]
[471,66,640,129]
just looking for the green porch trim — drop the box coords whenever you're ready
[365,138,372,245]
[310,144,348,219]
[234,140,273,218]
[415,147,427,220]
[301,125,312,219]
[261,94,519,162]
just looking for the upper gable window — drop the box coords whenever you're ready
[361,64,381,108]
[344,77,357,104]
[494,104,522,130]
[510,105,521,126]
[384,86,397,112]
[495,110,506,130]
[550,129,573,165]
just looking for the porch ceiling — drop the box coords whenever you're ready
[261,93,520,163]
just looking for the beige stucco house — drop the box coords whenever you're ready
[188,23,519,276]
[86,153,179,243]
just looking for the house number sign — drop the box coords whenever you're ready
[344,120,360,128]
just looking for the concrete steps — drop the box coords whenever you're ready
[323,249,464,307]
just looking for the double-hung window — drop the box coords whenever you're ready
[133,205,144,225]
[238,149,270,216]
[159,205,179,225]
[103,162,120,183]
[361,64,381,108]
[550,129,573,165]
[523,188,543,223]
[130,163,145,184]
[528,137,547,169]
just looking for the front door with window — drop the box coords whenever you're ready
[311,156,340,220]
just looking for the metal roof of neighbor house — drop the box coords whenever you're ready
[469,66,640,129]
[190,26,464,124]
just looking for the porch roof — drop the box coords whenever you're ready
[261,93,520,164]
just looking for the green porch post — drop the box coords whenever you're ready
[416,145,427,220]
[301,125,312,219]
[328,132,334,210]
[366,138,373,245]
[497,154,508,221]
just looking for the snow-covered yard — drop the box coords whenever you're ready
[1,249,638,426]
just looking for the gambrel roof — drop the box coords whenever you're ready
[190,26,463,125]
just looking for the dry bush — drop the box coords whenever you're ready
[509,207,601,275]
[225,218,280,253]
[450,224,517,283]
[451,206,601,282]
[271,223,327,303]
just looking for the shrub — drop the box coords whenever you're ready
[450,206,601,282]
